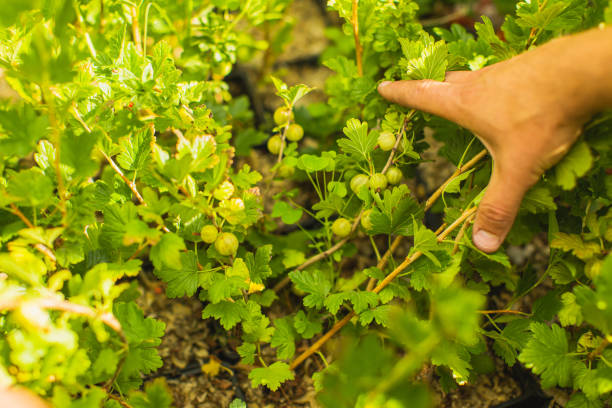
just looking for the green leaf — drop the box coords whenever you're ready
[567,392,603,408]
[208,273,249,303]
[237,342,256,365]
[359,305,391,327]
[150,233,186,270]
[289,270,332,309]
[443,169,474,194]
[296,152,336,173]
[114,302,165,391]
[201,300,247,330]
[293,310,323,339]
[281,249,305,269]
[270,77,313,107]
[491,318,531,366]
[229,399,247,408]
[521,186,557,213]
[349,291,379,314]
[337,119,376,162]
[551,233,601,260]
[271,317,296,359]
[0,104,48,159]
[153,251,201,298]
[6,169,54,207]
[412,222,439,254]
[399,33,449,81]
[559,292,583,327]
[128,378,173,408]
[245,245,273,283]
[115,302,165,345]
[117,130,152,172]
[574,255,612,333]
[370,185,423,236]
[324,292,352,315]
[518,322,574,388]
[271,201,303,225]
[555,141,593,190]
[248,361,294,391]
[91,348,118,381]
[234,129,268,157]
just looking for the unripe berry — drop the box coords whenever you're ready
[278,164,295,178]
[350,174,369,194]
[361,209,373,230]
[369,173,388,191]
[228,197,245,212]
[200,225,219,244]
[285,123,304,142]
[386,167,403,185]
[377,131,396,151]
[273,107,294,126]
[212,61,232,78]
[331,218,352,237]
[267,135,285,155]
[214,232,239,256]
[213,180,235,201]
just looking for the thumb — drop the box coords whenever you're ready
[378,80,461,122]
[472,166,531,253]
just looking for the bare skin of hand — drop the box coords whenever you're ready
[0,387,50,408]
[379,27,612,253]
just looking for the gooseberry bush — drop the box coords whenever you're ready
[1,0,612,407]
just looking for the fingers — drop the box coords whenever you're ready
[378,79,463,122]
[472,166,531,253]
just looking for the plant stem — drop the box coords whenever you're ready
[106,395,133,408]
[352,0,363,76]
[478,309,530,316]
[272,211,363,292]
[100,150,146,205]
[131,5,142,53]
[364,149,486,291]
[0,295,124,335]
[381,112,414,174]
[9,203,35,228]
[424,149,487,210]
[289,206,477,370]
[588,338,610,361]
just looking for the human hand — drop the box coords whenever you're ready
[0,387,50,408]
[378,28,612,252]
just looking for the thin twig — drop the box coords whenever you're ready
[290,206,477,370]
[107,394,133,408]
[424,149,487,210]
[381,112,414,174]
[272,211,363,293]
[588,338,610,361]
[34,243,57,264]
[9,203,34,228]
[364,150,486,291]
[453,213,475,254]
[0,295,123,335]
[100,150,146,205]
[478,309,530,316]
[351,0,363,76]
[273,114,413,293]
[131,6,142,53]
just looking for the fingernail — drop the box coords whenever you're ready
[378,81,391,90]
[474,229,500,252]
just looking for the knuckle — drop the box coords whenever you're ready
[477,202,515,230]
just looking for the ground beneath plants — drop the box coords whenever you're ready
[136,269,569,408]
